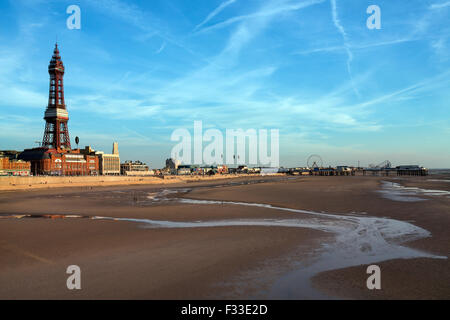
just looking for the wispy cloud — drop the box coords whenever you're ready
[155,41,166,54]
[295,38,420,55]
[195,0,325,34]
[430,1,450,9]
[0,50,47,109]
[68,94,162,120]
[0,85,47,108]
[330,0,359,96]
[344,70,450,111]
[193,0,237,32]
[431,37,449,61]
[88,0,199,58]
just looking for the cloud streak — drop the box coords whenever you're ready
[193,0,237,32]
[195,0,325,34]
[344,70,450,111]
[430,1,450,9]
[330,0,359,96]
[88,0,201,60]
[155,41,166,54]
[294,38,420,55]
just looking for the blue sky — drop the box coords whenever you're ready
[0,0,449,168]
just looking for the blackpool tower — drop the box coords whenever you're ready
[41,43,71,151]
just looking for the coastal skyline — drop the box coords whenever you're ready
[0,0,449,168]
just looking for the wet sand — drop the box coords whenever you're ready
[310,175,450,299]
[0,175,449,299]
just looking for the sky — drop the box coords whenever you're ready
[0,0,449,168]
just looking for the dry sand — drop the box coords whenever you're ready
[0,175,449,299]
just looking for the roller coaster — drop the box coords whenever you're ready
[368,160,392,169]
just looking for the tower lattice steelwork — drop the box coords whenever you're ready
[42,43,71,150]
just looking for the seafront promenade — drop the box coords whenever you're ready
[0,174,283,191]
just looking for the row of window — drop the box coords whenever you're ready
[54,164,97,170]
[49,98,63,104]
[49,92,62,98]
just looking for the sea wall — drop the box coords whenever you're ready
[0,174,281,191]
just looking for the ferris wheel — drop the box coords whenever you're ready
[307,154,323,169]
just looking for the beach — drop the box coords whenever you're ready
[0,174,274,192]
[0,175,449,299]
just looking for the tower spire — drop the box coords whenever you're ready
[42,43,71,151]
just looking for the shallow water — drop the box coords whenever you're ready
[176,196,446,298]
[377,181,450,202]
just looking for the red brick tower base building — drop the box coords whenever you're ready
[20,44,99,176]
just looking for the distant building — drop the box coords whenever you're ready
[278,167,289,173]
[217,165,228,174]
[121,160,152,176]
[164,158,181,175]
[200,166,215,174]
[247,167,261,174]
[228,167,238,174]
[166,158,181,169]
[260,167,278,175]
[396,165,428,176]
[177,165,192,175]
[87,142,120,176]
[178,165,228,175]
[0,150,22,160]
[237,165,248,173]
[0,156,31,176]
[20,148,98,176]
